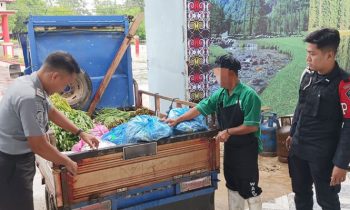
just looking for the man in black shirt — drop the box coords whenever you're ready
[287,28,350,210]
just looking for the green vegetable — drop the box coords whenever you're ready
[50,93,72,113]
[49,94,93,151]
[94,108,131,129]
[49,93,153,151]
[94,108,151,129]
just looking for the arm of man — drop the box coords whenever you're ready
[165,89,222,127]
[18,98,77,175]
[217,125,259,143]
[165,107,201,127]
[216,91,260,142]
[286,100,301,150]
[331,79,350,186]
[48,107,99,149]
[28,135,77,175]
[290,101,301,137]
[227,125,258,135]
[286,70,308,150]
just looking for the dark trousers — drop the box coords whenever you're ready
[0,151,36,210]
[288,154,341,210]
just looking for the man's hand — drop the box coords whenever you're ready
[285,136,292,151]
[80,132,99,149]
[28,135,79,176]
[330,166,347,186]
[215,130,230,143]
[64,159,78,176]
[161,107,201,127]
[163,118,179,127]
[49,108,98,149]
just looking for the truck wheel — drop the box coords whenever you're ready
[60,70,92,109]
[45,188,57,210]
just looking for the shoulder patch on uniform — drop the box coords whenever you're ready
[346,90,350,100]
[36,88,45,99]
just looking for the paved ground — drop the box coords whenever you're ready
[0,62,13,101]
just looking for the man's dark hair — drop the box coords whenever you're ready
[43,51,80,74]
[212,54,241,74]
[304,28,340,53]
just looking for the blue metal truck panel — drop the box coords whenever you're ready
[68,171,218,210]
[23,15,134,109]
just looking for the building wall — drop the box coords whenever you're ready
[145,0,187,108]
[145,0,211,109]
[0,2,7,11]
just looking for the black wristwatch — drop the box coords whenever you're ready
[75,129,83,136]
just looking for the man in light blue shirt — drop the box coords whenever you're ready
[0,51,99,210]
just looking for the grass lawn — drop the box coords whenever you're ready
[255,37,306,116]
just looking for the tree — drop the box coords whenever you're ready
[125,0,144,8]
[256,0,269,35]
[7,0,47,33]
[55,0,91,15]
[94,0,146,39]
[45,6,75,16]
[309,0,350,31]
[209,2,226,35]
[7,0,94,34]
[209,0,310,37]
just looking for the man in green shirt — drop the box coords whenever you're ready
[166,54,262,210]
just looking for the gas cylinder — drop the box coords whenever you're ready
[276,115,292,163]
[260,112,279,157]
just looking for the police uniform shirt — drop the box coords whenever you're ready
[0,72,50,155]
[290,63,349,163]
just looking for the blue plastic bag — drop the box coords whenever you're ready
[167,108,208,134]
[101,123,128,145]
[125,115,172,142]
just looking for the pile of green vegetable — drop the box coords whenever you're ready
[49,92,153,151]
[94,108,151,129]
[50,93,94,151]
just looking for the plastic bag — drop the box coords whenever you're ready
[101,123,128,145]
[71,124,110,152]
[125,115,172,142]
[89,124,109,138]
[167,107,208,134]
[80,140,116,152]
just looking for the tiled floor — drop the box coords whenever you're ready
[262,176,350,210]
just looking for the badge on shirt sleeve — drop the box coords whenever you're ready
[36,110,44,125]
[35,100,47,132]
[36,88,45,99]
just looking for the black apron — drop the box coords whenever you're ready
[217,89,262,199]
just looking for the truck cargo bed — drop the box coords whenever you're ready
[37,130,219,208]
